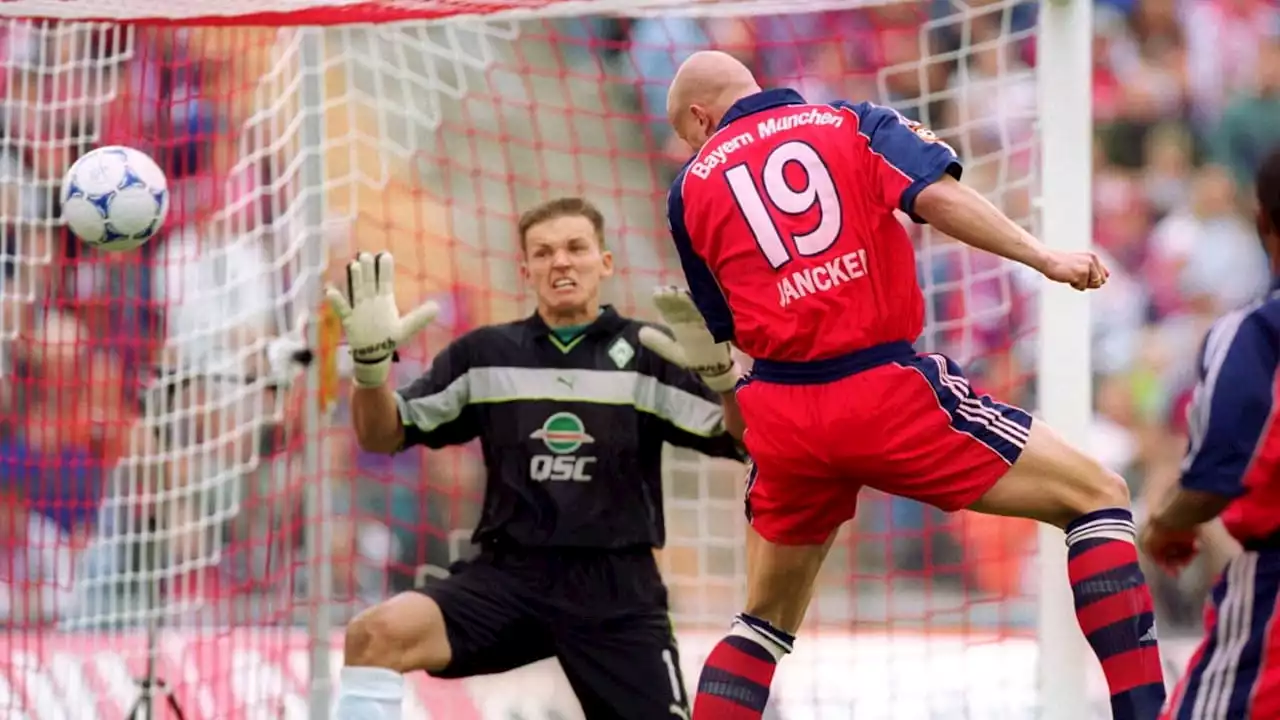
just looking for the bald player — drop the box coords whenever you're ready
[644,51,1167,720]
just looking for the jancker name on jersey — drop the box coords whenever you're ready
[778,249,868,308]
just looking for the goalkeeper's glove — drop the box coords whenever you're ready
[637,285,741,394]
[324,251,439,388]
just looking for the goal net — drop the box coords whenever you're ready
[0,0,1136,717]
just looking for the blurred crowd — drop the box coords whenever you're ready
[0,0,1270,635]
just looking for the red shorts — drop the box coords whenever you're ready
[735,351,1033,545]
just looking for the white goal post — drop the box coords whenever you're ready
[0,0,1104,717]
[1036,0,1095,718]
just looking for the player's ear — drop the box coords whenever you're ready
[689,105,707,133]
[599,249,614,278]
[518,235,533,280]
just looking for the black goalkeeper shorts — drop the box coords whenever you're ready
[417,544,689,720]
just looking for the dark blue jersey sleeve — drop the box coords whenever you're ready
[395,334,481,450]
[667,169,736,344]
[831,100,962,222]
[1180,309,1280,497]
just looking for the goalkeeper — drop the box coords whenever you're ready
[329,197,746,720]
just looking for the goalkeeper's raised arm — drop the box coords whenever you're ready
[324,252,439,453]
[328,197,744,720]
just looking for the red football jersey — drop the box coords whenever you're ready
[667,88,962,363]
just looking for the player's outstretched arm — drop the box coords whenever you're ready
[638,286,745,441]
[325,251,438,454]
[914,175,1109,291]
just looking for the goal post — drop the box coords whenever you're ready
[1036,0,1095,717]
[297,27,336,720]
[0,0,1110,717]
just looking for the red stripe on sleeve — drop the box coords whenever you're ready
[871,155,913,211]
[840,105,913,212]
[1226,366,1280,538]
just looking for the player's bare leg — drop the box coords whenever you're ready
[335,592,453,719]
[968,419,1166,720]
[692,529,834,719]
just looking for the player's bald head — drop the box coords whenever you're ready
[666,51,757,116]
[667,51,761,152]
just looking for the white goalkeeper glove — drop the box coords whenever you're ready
[637,285,741,394]
[324,251,439,388]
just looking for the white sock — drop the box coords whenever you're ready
[334,666,404,719]
[730,614,791,662]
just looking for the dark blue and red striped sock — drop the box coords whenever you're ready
[692,613,793,719]
[1066,507,1166,720]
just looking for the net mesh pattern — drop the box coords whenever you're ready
[0,2,1049,715]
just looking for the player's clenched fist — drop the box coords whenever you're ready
[638,286,741,393]
[325,251,439,388]
[1040,250,1110,291]
[1139,518,1199,575]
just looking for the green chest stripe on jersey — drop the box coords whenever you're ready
[549,324,590,353]
[396,366,725,437]
[548,333,586,354]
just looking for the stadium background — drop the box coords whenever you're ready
[0,0,1271,716]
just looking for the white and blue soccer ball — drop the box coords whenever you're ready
[61,145,169,251]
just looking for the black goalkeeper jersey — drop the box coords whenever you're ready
[395,306,743,550]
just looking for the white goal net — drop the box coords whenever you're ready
[0,1,1136,718]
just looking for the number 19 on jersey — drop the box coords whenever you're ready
[725,140,842,270]
[725,139,867,308]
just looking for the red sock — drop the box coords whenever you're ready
[1066,508,1166,720]
[693,615,791,719]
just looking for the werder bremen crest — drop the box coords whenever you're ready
[608,337,635,369]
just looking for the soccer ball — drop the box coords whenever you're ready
[61,146,169,251]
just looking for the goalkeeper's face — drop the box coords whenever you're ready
[522,214,614,323]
